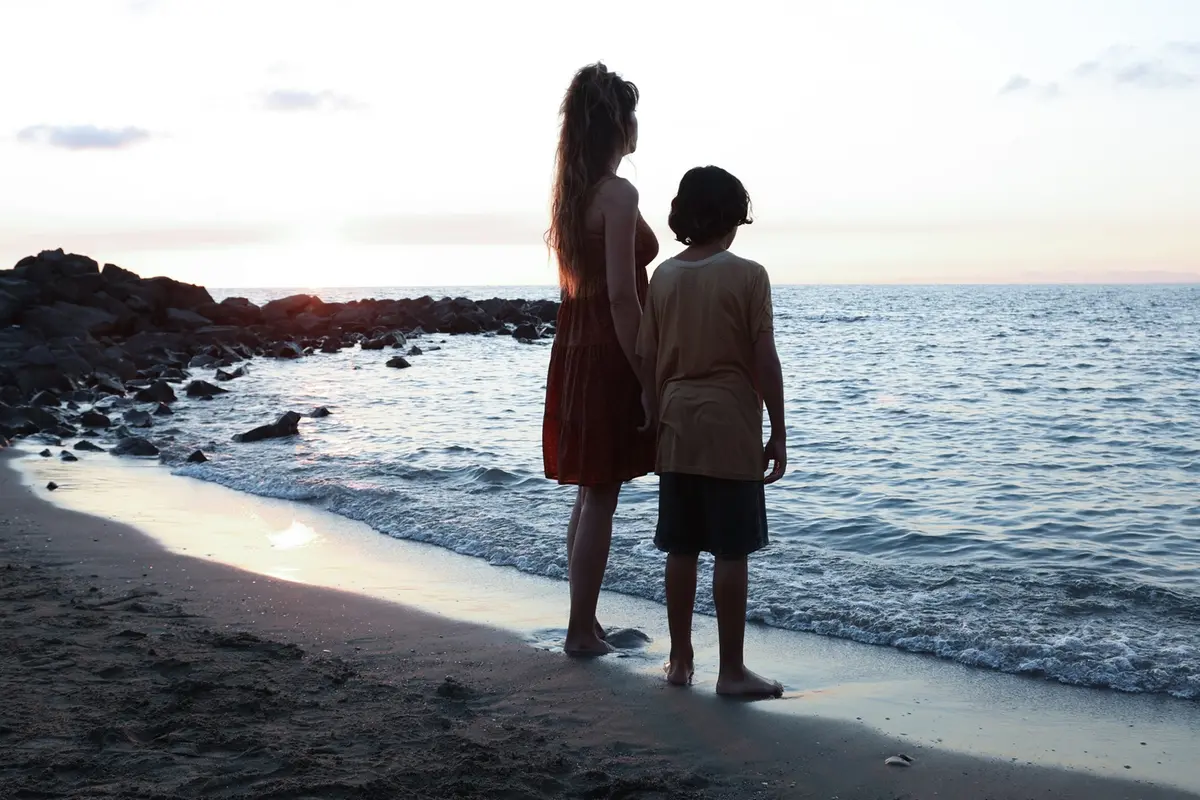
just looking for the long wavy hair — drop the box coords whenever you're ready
[546,63,639,297]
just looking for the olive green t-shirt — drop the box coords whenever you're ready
[636,250,774,482]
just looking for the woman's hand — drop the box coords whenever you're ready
[638,389,656,433]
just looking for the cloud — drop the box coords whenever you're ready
[17,125,151,150]
[1005,43,1200,98]
[997,74,1060,99]
[261,89,363,112]
[1166,41,1200,57]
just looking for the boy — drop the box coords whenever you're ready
[637,166,786,698]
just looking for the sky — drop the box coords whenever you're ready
[2,0,1199,287]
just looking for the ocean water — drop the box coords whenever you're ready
[140,284,1200,699]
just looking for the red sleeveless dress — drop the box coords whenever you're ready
[543,214,660,486]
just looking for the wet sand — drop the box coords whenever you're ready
[1,449,1195,799]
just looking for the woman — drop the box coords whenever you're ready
[543,63,658,656]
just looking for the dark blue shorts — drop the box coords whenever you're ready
[654,472,769,560]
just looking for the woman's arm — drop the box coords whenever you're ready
[598,177,644,378]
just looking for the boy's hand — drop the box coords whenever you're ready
[638,390,656,433]
[763,435,787,484]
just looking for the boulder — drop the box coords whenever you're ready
[233,411,302,443]
[214,366,246,382]
[0,290,21,327]
[332,305,376,330]
[153,403,173,417]
[513,323,540,341]
[310,406,331,418]
[386,357,411,369]
[206,297,263,326]
[74,440,105,452]
[319,338,342,354]
[30,390,61,407]
[143,276,213,311]
[111,436,159,457]
[408,345,423,356]
[166,308,213,331]
[185,450,208,464]
[122,409,153,428]
[185,380,228,399]
[101,263,141,284]
[134,380,176,404]
[188,354,221,369]
[80,410,112,428]
[262,294,322,322]
[20,302,118,339]
[46,481,58,491]
[60,450,78,462]
[39,449,51,457]
[269,341,304,359]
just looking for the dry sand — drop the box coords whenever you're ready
[1,450,1195,799]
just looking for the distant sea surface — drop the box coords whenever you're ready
[152,284,1200,699]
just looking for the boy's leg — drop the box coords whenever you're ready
[713,556,782,698]
[664,553,698,686]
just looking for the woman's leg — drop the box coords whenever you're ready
[565,489,606,641]
[564,482,621,656]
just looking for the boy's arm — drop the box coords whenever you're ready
[750,267,786,483]
[754,330,786,483]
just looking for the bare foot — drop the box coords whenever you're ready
[564,632,614,657]
[716,667,783,699]
[664,659,694,687]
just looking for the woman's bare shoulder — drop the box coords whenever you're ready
[593,176,639,210]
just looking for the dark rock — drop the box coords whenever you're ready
[60,450,78,462]
[408,346,423,356]
[332,305,376,331]
[310,406,331,418]
[360,334,391,350]
[233,411,302,443]
[386,357,411,369]
[206,297,263,326]
[185,380,228,399]
[291,312,328,335]
[214,366,246,382]
[513,323,540,341]
[90,375,127,396]
[143,276,213,311]
[262,294,322,322]
[123,409,153,428]
[20,301,118,338]
[0,290,21,327]
[30,390,61,407]
[80,410,112,428]
[23,344,57,367]
[186,450,208,464]
[111,437,159,457]
[46,481,58,491]
[39,449,51,457]
[74,440,105,452]
[17,405,62,432]
[319,338,342,354]
[189,354,221,369]
[101,263,141,284]
[166,308,213,331]
[134,381,176,404]
[269,341,304,359]
[153,403,173,417]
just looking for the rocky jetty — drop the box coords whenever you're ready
[0,248,559,453]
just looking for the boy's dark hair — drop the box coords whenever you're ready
[668,166,753,246]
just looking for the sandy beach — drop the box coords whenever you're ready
[1,448,1195,799]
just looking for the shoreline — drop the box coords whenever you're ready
[3,448,1197,799]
